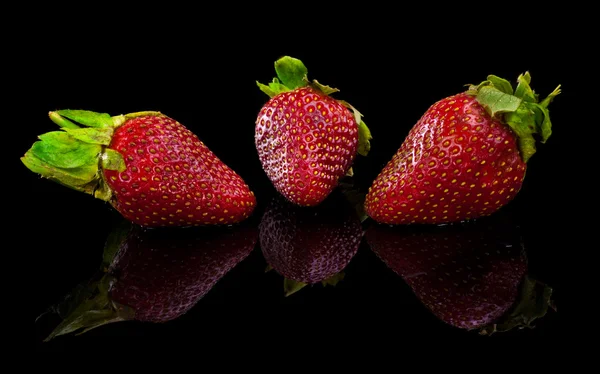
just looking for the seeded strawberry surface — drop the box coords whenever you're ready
[109,225,257,322]
[366,217,527,330]
[255,86,359,206]
[42,223,259,340]
[259,193,362,284]
[104,115,256,227]
[365,93,525,225]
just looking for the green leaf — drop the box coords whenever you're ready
[46,309,119,341]
[310,79,340,95]
[479,276,554,336]
[256,78,291,98]
[284,278,307,297]
[504,104,538,163]
[476,86,522,118]
[357,120,372,157]
[21,151,98,191]
[55,110,114,128]
[31,131,101,169]
[94,179,113,201]
[274,56,308,90]
[487,74,514,94]
[340,186,368,222]
[49,111,81,129]
[257,82,277,97]
[102,220,132,269]
[539,85,562,108]
[339,100,362,125]
[514,72,536,102]
[321,272,345,287]
[538,106,553,143]
[472,73,560,162]
[466,80,491,95]
[338,100,371,157]
[43,272,127,341]
[531,104,552,143]
[101,148,126,172]
[64,127,114,145]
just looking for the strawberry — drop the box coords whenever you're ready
[365,73,560,224]
[41,221,257,341]
[22,110,256,227]
[365,214,555,333]
[255,56,372,206]
[259,191,363,295]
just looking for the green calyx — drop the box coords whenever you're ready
[40,221,135,341]
[257,56,372,157]
[479,275,555,336]
[467,72,561,162]
[284,278,308,297]
[283,272,346,297]
[21,110,162,202]
[42,272,132,341]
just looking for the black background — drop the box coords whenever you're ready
[25,10,585,356]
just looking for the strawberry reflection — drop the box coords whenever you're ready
[41,221,257,341]
[365,213,554,334]
[260,190,363,296]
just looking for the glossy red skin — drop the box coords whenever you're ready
[255,86,359,206]
[104,115,256,227]
[109,225,257,322]
[366,218,527,330]
[365,93,526,224]
[259,194,362,284]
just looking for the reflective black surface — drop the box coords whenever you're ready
[28,34,575,352]
[33,183,563,349]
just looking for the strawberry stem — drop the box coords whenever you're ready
[468,72,561,162]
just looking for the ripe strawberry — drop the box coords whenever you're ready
[365,214,554,333]
[259,191,363,295]
[365,73,561,224]
[42,221,257,341]
[255,56,372,206]
[22,110,256,227]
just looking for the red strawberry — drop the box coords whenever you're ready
[255,56,372,206]
[41,221,257,341]
[22,110,256,227]
[259,191,363,295]
[365,73,560,224]
[365,214,554,333]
